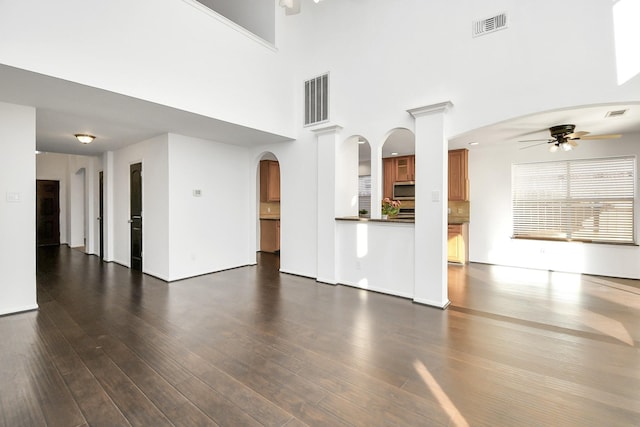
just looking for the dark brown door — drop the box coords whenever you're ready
[98,171,104,261]
[130,163,142,271]
[36,180,60,246]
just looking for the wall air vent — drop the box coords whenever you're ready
[473,12,508,37]
[304,73,329,126]
[605,109,627,118]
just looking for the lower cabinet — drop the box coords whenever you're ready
[260,219,280,253]
[447,223,468,264]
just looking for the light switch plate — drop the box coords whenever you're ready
[6,192,20,202]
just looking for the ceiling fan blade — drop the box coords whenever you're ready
[566,131,589,139]
[568,140,579,147]
[518,138,553,143]
[578,134,622,140]
[519,141,549,150]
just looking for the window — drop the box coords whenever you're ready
[359,175,371,214]
[304,73,329,126]
[512,156,635,244]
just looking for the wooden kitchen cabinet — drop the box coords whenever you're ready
[383,155,415,199]
[395,155,415,182]
[448,223,468,264]
[260,160,280,202]
[383,157,395,199]
[260,219,280,253]
[448,149,468,201]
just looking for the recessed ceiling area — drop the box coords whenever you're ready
[449,103,640,150]
[0,64,292,156]
[360,103,640,163]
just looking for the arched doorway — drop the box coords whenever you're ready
[257,153,280,255]
[381,128,416,218]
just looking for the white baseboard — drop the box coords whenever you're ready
[339,281,413,299]
[0,303,39,317]
[413,298,450,309]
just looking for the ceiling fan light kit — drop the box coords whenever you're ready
[520,124,622,152]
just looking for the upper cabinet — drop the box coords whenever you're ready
[448,149,469,201]
[383,155,415,199]
[260,160,280,202]
[395,155,415,182]
[383,158,396,199]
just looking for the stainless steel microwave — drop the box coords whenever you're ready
[393,181,415,200]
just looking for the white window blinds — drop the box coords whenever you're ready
[512,156,635,244]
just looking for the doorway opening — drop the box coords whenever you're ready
[257,153,280,255]
[130,162,142,271]
[36,180,61,246]
[98,171,104,261]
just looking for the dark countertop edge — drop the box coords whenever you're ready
[259,217,280,220]
[335,216,415,224]
[336,216,469,225]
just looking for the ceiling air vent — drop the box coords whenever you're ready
[605,109,627,118]
[304,73,329,126]
[473,12,508,37]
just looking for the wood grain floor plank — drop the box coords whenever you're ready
[95,334,217,427]
[1,246,636,426]
[95,305,296,426]
[40,301,174,427]
[0,314,48,427]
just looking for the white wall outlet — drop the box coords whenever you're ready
[193,189,202,197]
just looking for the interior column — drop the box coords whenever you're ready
[313,124,350,284]
[409,102,453,308]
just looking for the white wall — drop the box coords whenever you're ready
[282,0,639,141]
[167,134,253,280]
[0,102,37,315]
[252,139,319,278]
[273,0,640,282]
[336,221,415,298]
[0,0,293,137]
[469,132,640,278]
[113,135,170,279]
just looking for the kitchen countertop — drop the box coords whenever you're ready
[336,216,469,224]
[336,216,415,224]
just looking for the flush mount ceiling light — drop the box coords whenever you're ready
[75,134,95,144]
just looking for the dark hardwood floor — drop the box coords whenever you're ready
[1,246,639,426]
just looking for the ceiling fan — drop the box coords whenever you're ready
[520,124,622,152]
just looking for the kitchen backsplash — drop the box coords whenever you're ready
[260,202,280,216]
[448,200,470,223]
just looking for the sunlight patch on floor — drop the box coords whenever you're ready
[413,360,470,427]
[581,309,635,346]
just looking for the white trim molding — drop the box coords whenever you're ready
[407,101,454,118]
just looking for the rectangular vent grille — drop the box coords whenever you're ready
[473,12,508,37]
[606,109,627,118]
[304,73,329,126]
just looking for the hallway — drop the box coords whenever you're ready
[0,246,638,426]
